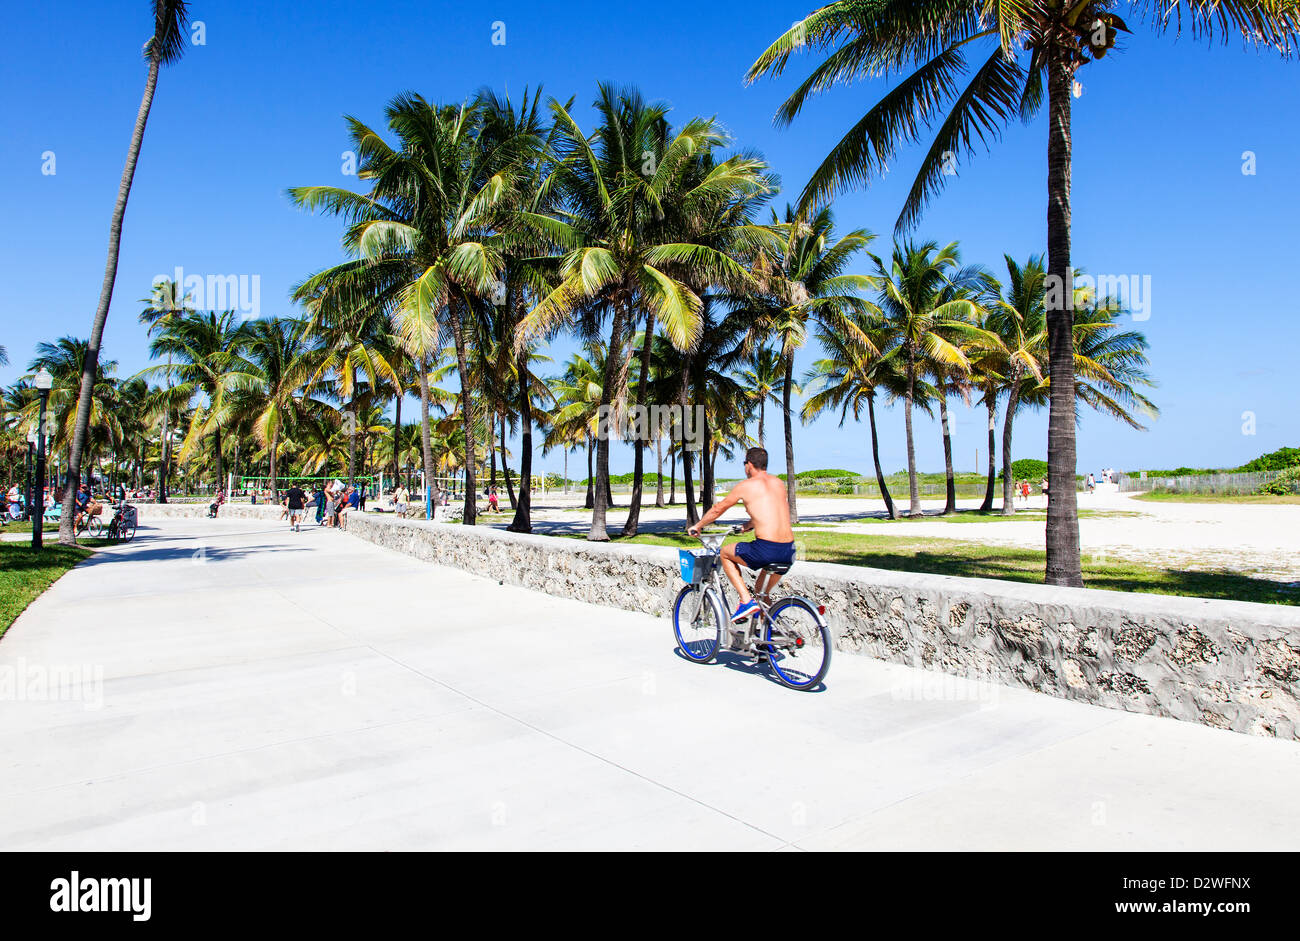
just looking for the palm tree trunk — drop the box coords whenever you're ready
[655,435,665,508]
[213,427,224,497]
[623,312,656,537]
[488,419,497,489]
[1045,48,1083,587]
[669,447,676,505]
[867,393,896,519]
[347,373,358,486]
[507,345,533,533]
[157,352,171,503]
[590,296,631,540]
[980,393,997,512]
[903,350,921,517]
[782,356,798,524]
[59,52,163,546]
[758,397,765,450]
[683,448,697,522]
[939,389,956,515]
[416,357,437,519]
[584,438,594,509]
[392,393,402,485]
[680,363,698,526]
[1001,363,1024,516]
[500,411,516,510]
[448,295,477,526]
[268,432,278,497]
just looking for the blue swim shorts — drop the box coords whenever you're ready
[734,538,795,570]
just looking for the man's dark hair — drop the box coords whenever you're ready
[744,447,769,471]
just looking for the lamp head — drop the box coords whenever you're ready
[34,368,53,391]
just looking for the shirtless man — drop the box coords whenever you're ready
[687,446,795,623]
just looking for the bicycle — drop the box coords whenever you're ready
[672,527,832,690]
[104,502,138,543]
[75,512,103,539]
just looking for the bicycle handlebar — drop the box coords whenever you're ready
[686,524,748,538]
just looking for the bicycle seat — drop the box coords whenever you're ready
[761,562,793,574]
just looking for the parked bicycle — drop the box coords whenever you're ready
[672,527,832,690]
[104,501,138,543]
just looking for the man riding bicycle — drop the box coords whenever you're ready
[72,483,93,531]
[687,446,795,624]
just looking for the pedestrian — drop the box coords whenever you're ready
[1086,472,1096,494]
[488,485,500,513]
[285,482,307,533]
[393,483,408,518]
[313,486,326,526]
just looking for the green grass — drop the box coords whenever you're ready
[1132,491,1300,505]
[0,543,92,638]
[561,529,1297,606]
[840,508,1143,524]
[0,519,57,534]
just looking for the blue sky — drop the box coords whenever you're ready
[3,0,1298,480]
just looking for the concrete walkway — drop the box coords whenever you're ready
[1,516,1297,851]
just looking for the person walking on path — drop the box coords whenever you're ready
[285,483,307,532]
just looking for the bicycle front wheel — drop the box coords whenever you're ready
[764,598,832,690]
[672,584,723,664]
[87,516,103,538]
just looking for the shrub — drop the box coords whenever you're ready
[796,468,860,480]
[1241,447,1300,473]
[998,459,1048,481]
[1256,466,1300,495]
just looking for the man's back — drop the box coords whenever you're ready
[736,471,794,543]
[287,486,306,509]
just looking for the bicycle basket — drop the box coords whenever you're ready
[678,549,715,584]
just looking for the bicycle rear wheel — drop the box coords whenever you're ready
[672,584,723,663]
[119,517,136,542]
[764,598,832,690]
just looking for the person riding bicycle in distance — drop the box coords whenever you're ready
[687,446,795,624]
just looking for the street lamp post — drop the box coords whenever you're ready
[31,368,53,550]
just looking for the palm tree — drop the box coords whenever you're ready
[299,304,399,488]
[928,263,993,514]
[802,313,908,518]
[142,310,255,491]
[519,85,771,540]
[25,338,123,476]
[60,0,191,545]
[872,241,986,516]
[987,256,1049,515]
[1065,287,1159,428]
[239,317,312,496]
[291,92,539,526]
[748,205,878,524]
[139,277,195,501]
[749,1,1299,582]
[545,347,605,510]
[740,345,784,449]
